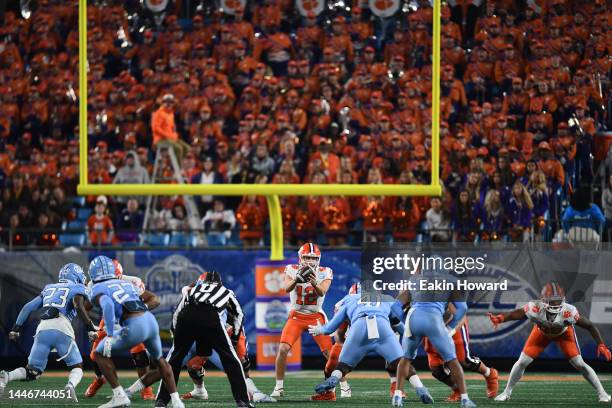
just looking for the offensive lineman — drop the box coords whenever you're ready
[489,281,611,402]
[271,243,334,399]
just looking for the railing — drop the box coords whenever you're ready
[0,219,608,251]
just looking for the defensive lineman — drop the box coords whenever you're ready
[0,263,95,402]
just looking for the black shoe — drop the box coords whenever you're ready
[236,401,255,408]
[154,400,166,407]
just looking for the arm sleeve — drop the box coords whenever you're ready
[448,301,467,329]
[99,295,116,337]
[226,292,244,336]
[321,302,349,335]
[15,296,44,326]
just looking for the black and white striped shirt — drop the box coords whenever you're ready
[172,282,243,335]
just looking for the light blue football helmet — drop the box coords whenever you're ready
[88,255,116,283]
[58,263,86,285]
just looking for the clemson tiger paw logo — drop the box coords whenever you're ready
[264,269,284,293]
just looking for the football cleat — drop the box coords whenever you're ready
[170,399,185,408]
[340,384,352,398]
[416,387,434,404]
[98,394,130,408]
[391,393,403,407]
[181,387,208,400]
[598,393,611,403]
[252,392,277,403]
[236,401,255,408]
[85,377,106,398]
[315,376,339,394]
[65,383,78,402]
[494,391,511,401]
[0,370,8,397]
[310,390,336,401]
[461,398,477,408]
[446,389,461,402]
[270,387,284,398]
[486,368,499,398]
[141,387,155,400]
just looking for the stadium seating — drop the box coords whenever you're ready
[0,0,608,247]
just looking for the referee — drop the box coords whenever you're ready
[157,271,253,408]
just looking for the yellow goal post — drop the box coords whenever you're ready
[76,0,443,260]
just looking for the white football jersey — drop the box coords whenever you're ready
[285,264,333,314]
[523,300,580,336]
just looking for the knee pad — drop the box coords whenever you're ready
[461,356,482,372]
[131,351,150,369]
[431,365,451,383]
[188,365,205,381]
[241,354,251,373]
[26,367,42,381]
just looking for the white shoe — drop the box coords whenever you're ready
[182,387,209,400]
[65,383,78,402]
[170,399,185,408]
[599,393,611,403]
[340,385,352,398]
[0,370,8,397]
[98,394,130,408]
[494,392,511,402]
[270,387,284,398]
[253,392,277,402]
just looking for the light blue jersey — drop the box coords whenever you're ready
[92,278,161,360]
[403,271,467,362]
[91,278,147,337]
[319,294,405,367]
[14,282,88,372]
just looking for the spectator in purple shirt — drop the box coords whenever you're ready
[506,181,534,242]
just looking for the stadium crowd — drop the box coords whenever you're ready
[0,0,609,247]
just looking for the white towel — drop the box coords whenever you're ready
[366,316,380,340]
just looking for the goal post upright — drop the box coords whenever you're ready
[76,0,442,260]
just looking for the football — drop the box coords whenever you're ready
[296,265,316,283]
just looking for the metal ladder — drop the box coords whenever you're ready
[142,142,202,245]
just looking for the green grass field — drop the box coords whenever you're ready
[0,371,610,407]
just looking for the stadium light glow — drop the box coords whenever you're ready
[77,0,442,260]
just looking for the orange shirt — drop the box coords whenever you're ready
[151,106,178,146]
[87,214,114,244]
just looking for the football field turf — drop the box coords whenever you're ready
[0,371,610,407]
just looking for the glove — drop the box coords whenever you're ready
[488,313,505,329]
[597,343,611,362]
[308,321,324,337]
[9,325,20,341]
[103,337,114,358]
[296,265,315,283]
[88,330,99,342]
